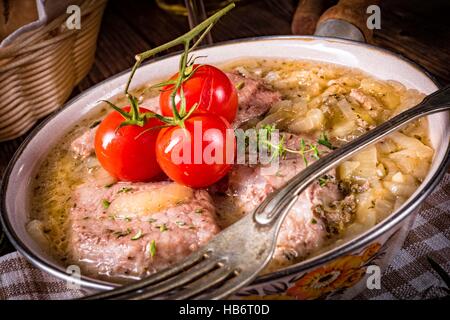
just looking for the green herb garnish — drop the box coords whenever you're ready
[310,144,320,160]
[102,199,111,209]
[159,224,168,232]
[235,81,245,90]
[149,240,157,257]
[318,175,333,187]
[113,228,131,238]
[299,139,308,166]
[131,229,143,240]
[110,215,132,221]
[118,187,133,193]
[255,125,326,166]
[318,132,335,150]
[256,124,285,160]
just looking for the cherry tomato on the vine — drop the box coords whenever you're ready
[160,64,238,123]
[95,106,162,182]
[155,114,236,188]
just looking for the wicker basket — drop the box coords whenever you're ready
[0,0,107,141]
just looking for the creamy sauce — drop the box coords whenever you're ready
[29,58,433,276]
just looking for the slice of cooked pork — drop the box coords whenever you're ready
[68,181,220,281]
[70,127,96,160]
[226,72,281,128]
[211,134,355,269]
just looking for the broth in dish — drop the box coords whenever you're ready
[29,58,433,281]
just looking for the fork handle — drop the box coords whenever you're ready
[254,85,450,225]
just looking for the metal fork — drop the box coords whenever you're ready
[85,85,450,300]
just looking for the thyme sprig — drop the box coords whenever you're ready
[257,124,324,166]
[318,132,336,150]
[148,240,157,257]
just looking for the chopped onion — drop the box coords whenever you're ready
[337,98,358,121]
[338,161,360,180]
[288,108,324,133]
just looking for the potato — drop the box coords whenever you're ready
[388,154,430,180]
[331,120,356,137]
[356,207,377,228]
[376,139,398,154]
[360,79,400,109]
[338,161,360,180]
[328,76,361,88]
[268,100,292,114]
[383,181,417,197]
[322,84,349,96]
[108,183,194,217]
[351,146,378,182]
[374,199,394,222]
[389,132,433,158]
[379,158,399,179]
[288,108,324,133]
[258,109,296,130]
[391,172,405,183]
[376,163,386,178]
[337,98,358,121]
[394,196,407,210]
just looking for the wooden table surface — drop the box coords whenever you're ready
[0,0,449,252]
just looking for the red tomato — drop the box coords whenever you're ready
[155,115,235,188]
[160,64,238,123]
[95,106,162,182]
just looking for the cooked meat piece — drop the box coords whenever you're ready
[212,134,354,268]
[349,89,385,119]
[70,127,96,159]
[68,181,220,281]
[225,163,334,266]
[313,194,356,234]
[349,89,380,110]
[226,72,281,128]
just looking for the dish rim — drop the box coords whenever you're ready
[1,35,449,290]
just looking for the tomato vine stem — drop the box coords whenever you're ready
[103,3,234,131]
[124,3,235,96]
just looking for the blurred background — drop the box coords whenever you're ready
[79,0,449,87]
